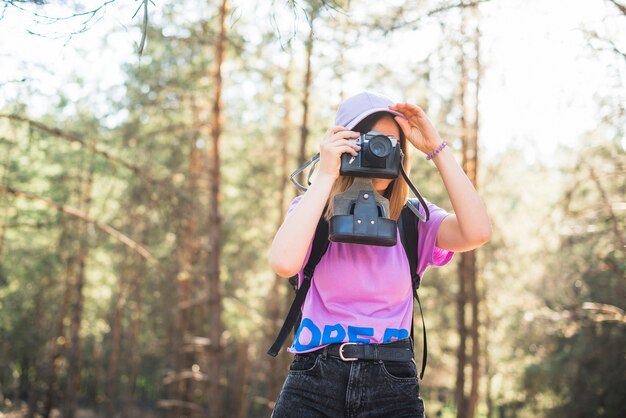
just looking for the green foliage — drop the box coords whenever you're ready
[520,134,626,418]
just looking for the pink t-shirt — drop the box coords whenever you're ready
[285,195,454,354]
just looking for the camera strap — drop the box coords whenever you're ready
[290,153,320,192]
[400,153,431,222]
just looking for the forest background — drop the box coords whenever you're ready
[0,0,624,417]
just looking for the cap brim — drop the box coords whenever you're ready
[346,108,404,130]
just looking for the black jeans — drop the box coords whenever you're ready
[271,344,425,417]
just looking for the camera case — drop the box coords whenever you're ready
[329,178,397,246]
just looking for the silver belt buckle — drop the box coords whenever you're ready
[339,342,358,361]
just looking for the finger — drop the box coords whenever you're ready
[394,116,412,134]
[330,130,360,142]
[334,145,359,157]
[321,139,360,156]
[402,104,427,120]
[389,103,412,118]
[327,125,348,134]
[329,138,362,150]
[324,125,347,139]
[390,103,424,118]
[324,127,356,141]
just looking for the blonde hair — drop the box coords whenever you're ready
[323,113,411,221]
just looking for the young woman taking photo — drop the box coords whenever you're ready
[269,91,491,417]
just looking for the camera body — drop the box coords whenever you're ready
[340,131,402,179]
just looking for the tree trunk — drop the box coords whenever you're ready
[297,9,317,184]
[466,251,479,418]
[166,114,203,417]
[125,228,146,417]
[92,330,104,413]
[484,285,493,418]
[42,219,74,418]
[105,260,128,417]
[266,49,295,409]
[467,4,483,417]
[456,259,468,418]
[26,277,48,417]
[65,160,95,418]
[233,341,251,418]
[457,4,482,418]
[205,1,228,416]
[455,12,469,415]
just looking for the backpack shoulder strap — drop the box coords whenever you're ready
[398,198,428,380]
[399,198,421,289]
[267,215,330,357]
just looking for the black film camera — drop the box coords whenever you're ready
[340,131,402,179]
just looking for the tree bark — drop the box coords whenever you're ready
[456,258,468,418]
[124,228,146,417]
[297,9,318,185]
[233,341,251,418]
[457,5,482,418]
[105,258,129,417]
[64,158,95,418]
[204,1,228,416]
[468,4,483,417]
[42,218,74,418]
[484,285,494,418]
[266,49,295,409]
[455,12,469,416]
[163,109,203,417]
[25,274,51,418]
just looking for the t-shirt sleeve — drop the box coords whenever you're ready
[416,198,454,276]
[285,195,314,281]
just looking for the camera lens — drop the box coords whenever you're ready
[369,135,392,159]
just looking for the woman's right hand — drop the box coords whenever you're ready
[318,126,361,179]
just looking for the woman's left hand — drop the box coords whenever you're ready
[389,103,443,155]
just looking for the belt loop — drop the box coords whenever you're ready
[373,345,379,361]
[322,345,329,360]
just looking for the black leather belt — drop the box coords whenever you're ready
[323,339,413,362]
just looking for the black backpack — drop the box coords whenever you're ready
[267,198,429,380]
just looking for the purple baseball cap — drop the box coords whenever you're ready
[335,91,404,130]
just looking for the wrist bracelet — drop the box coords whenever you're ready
[426,141,448,160]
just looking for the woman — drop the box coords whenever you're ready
[269,91,491,417]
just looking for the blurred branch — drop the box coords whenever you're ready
[272,0,347,48]
[161,370,209,385]
[582,1,626,60]
[0,113,181,194]
[370,0,494,34]
[0,183,156,261]
[0,78,28,87]
[606,0,626,16]
[2,0,153,56]
[132,0,151,55]
[2,0,118,21]
[582,302,626,324]
[583,29,626,61]
[587,164,625,248]
[0,221,56,229]
[1,113,147,175]
[157,399,204,413]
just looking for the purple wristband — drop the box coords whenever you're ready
[426,141,448,160]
